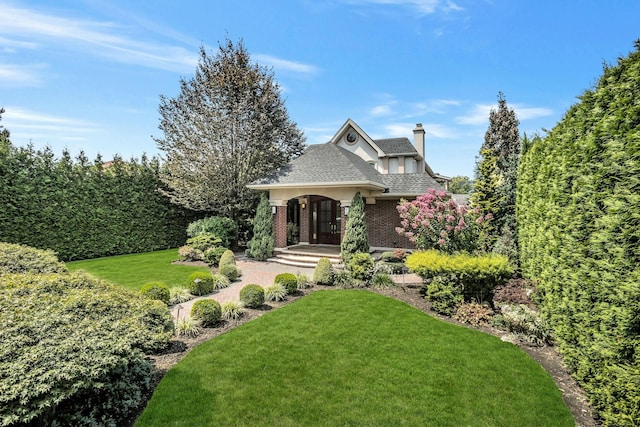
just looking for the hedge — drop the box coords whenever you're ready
[517,41,640,426]
[0,145,197,261]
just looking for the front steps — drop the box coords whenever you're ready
[269,246,342,268]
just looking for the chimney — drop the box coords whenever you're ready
[413,123,425,172]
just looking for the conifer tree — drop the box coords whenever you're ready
[340,192,369,264]
[246,193,274,261]
[471,92,520,258]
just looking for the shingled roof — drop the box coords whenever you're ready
[249,143,386,189]
[374,137,418,157]
[380,173,445,197]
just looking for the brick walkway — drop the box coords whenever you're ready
[170,257,422,320]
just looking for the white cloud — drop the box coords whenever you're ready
[0,63,45,86]
[346,0,463,15]
[253,54,320,76]
[380,122,456,139]
[3,107,101,141]
[456,103,553,125]
[0,4,198,72]
[370,104,394,116]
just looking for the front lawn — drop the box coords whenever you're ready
[136,290,573,426]
[67,249,210,291]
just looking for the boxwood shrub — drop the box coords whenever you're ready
[140,281,170,305]
[191,299,222,327]
[0,270,173,426]
[406,250,512,303]
[219,263,240,281]
[188,271,214,296]
[274,272,298,294]
[239,284,265,308]
[313,257,334,285]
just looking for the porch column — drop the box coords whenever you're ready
[299,200,310,244]
[272,204,287,249]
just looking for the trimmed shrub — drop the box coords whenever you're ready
[211,273,231,289]
[178,245,203,262]
[341,192,369,265]
[348,252,374,281]
[499,304,552,346]
[191,299,222,327]
[425,275,463,316]
[175,316,202,338]
[169,286,193,305]
[274,272,298,294]
[218,249,236,267]
[187,216,237,248]
[264,283,287,302]
[239,284,265,308]
[203,246,228,266]
[0,242,67,275]
[221,301,244,320]
[246,194,274,261]
[406,250,512,303]
[186,233,222,252]
[313,257,334,285]
[454,302,494,327]
[187,271,214,296]
[140,281,171,305]
[219,264,240,281]
[0,271,173,426]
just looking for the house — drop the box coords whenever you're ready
[247,119,450,250]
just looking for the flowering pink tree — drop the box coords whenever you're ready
[396,189,491,253]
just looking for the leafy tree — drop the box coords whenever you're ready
[246,193,274,261]
[448,175,473,194]
[471,92,520,258]
[340,192,369,264]
[155,38,306,232]
[0,108,9,153]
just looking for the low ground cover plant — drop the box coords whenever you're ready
[221,301,244,320]
[137,290,573,426]
[175,316,201,338]
[169,286,193,305]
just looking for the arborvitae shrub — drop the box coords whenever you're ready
[187,271,214,296]
[219,264,240,281]
[218,249,236,267]
[239,284,265,308]
[140,281,170,305]
[190,299,222,327]
[426,275,463,316]
[341,192,369,265]
[0,242,67,275]
[247,194,274,261]
[274,272,298,294]
[313,257,334,285]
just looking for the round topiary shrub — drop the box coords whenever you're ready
[190,299,222,327]
[187,271,214,296]
[140,281,170,305]
[219,264,240,281]
[274,272,298,294]
[218,249,236,267]
[239,284,265,308]
[313,257,334,285]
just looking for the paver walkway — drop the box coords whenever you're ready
[170,257,422,320]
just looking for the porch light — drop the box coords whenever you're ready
[301,203,306,209]
[344,206,349,215]
[271,206,277,214]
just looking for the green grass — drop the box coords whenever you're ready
[136,290,573,426]
[67,249,210,291]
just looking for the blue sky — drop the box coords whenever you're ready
[1,0,639,178]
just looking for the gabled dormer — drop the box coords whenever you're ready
[330,118,424,174]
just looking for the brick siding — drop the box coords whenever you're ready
[365,199,415,249]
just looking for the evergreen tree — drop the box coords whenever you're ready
[471,92,520,259]
[0,108,10,153]
[155,38,306,229]
[340,192,369,264]
[246,193,274,261]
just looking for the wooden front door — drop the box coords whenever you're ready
[311,197,341,245]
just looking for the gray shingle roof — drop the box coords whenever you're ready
[380,173,445,197]
[249,143,385,187]
[374,138,417,156]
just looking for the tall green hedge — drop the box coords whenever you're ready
[0,144,197,260]
[517,41,640,426]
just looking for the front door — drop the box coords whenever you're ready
[311,197,341,245]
